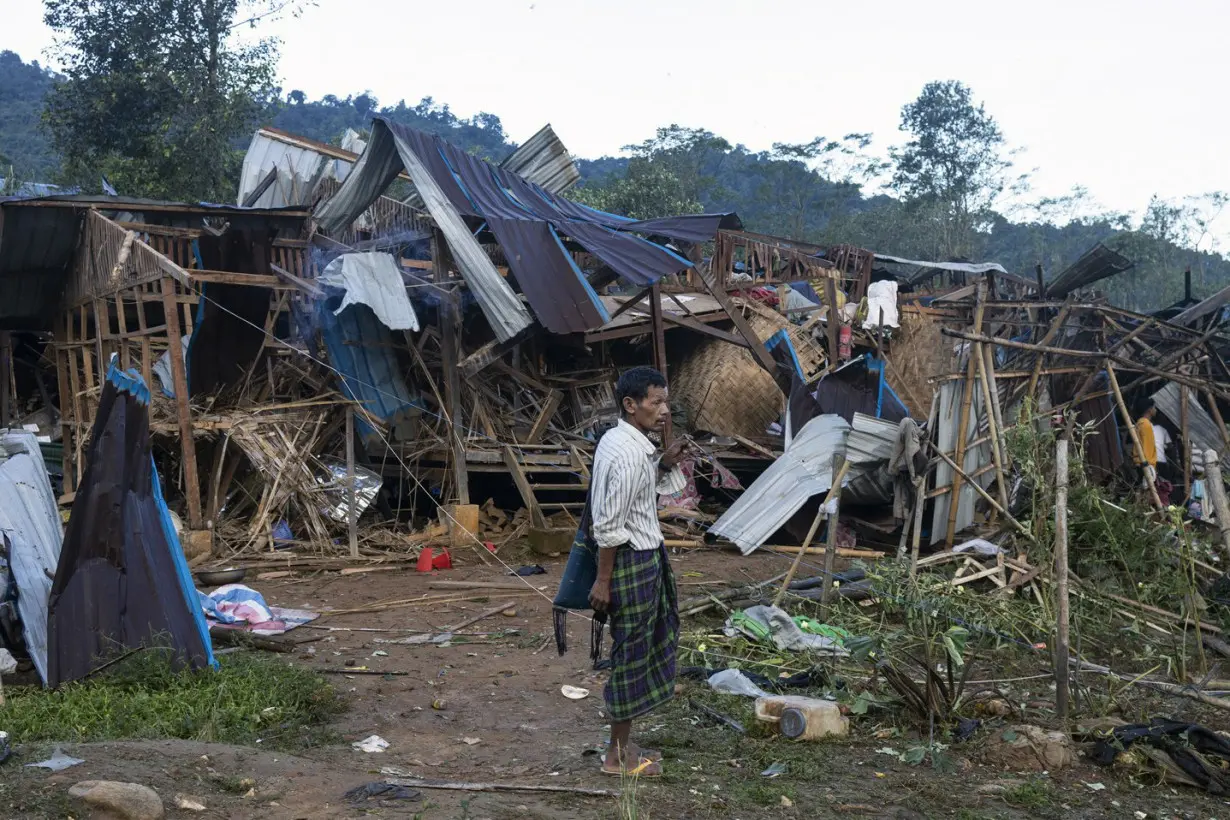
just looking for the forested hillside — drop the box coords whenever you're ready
[3,46,1226,312]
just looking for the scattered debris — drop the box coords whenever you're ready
[173,795,207,811]
[560,685,590,700]
[708,669,771,698]
[343,782,421,803]
[352,735,390,753]
[979,725,1074,772]
[755,695,849,740]
[25,748,85,771]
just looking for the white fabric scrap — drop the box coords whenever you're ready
[862,280,900,330]
[953,538,1002,556]
[321,252,420,331]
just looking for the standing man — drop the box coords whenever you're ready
[589,366,691,777]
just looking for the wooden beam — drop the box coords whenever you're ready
[503,446,547,529]
[696,265,775,373]
[270,263,325,298]
[161,276,204,529]
[458,325,538,378]
[526,390,563,444]
[435,233,470,506]
[650,282,671,441]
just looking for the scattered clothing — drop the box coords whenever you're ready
[889,417,924,522]
[199,584,318,636]
[1091,718,1230,793]
[344,782,421,803]
[512,565,547,576]
[1153,423,1173,464]
[604,545,678,722]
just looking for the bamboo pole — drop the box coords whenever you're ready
[822,454,848,610]
[1204,451,1230,562]
[1025,301,1072,401]
[975,337,1010,512]
[945,284,986,545]
[346,405,359,559]
[1105,362,1164,510]
[1180,384,1191,499]
[1054,436,1071,722]
[930,445,1034,541]
[909,477,926,578]
[983,344,1010,470]
[773,460,850,608]
[943,327,1230,403]
[1204,388,1230,450]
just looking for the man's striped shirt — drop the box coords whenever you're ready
[590,420,686,551]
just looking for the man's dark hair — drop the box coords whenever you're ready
[1134,397,1156,418]
[616,366,667,415]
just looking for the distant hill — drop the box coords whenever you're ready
[2,50,1226,312]
[0,50,59,179]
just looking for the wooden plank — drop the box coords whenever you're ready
[526,390,563,444]
[114,291,131,369]
[458,325,538,378]
[696,264,775,373]
[270,263,325,298]
[189,270,286,288]
[503,446,548,529]
[650,282,671,441]
[161,276,204,529]
[53,319,75,493]
[346,406,359,558]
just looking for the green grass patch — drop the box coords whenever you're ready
[1002,778,1053,809]
[0,650,344,749]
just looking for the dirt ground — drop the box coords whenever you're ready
[8,547,1230,819]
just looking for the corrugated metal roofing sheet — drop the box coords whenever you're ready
[709,415,850,554]
[500,124,580,194]
[1152,381,1223,457]
[1044,243,1134,298]
[1170,283,1230,328]
[316,119,699,336]
[929,378,992,544]
[237,129,339,209]
[320,252,421,331]
[0,430,63,685]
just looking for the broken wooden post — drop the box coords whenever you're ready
[1204,451,1230,561]
[822,454,847,610]
[433,232,470,506]
[775,460,850,608]
[160,276,204,529]
[1105,362,1164,510]
[650,282,671,442]
[1180,384,1192,500]
[1054,435,1071,723]
[346,405,359,559]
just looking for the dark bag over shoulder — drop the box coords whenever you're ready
[552,489,608,662]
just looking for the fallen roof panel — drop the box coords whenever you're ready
[709,414,850,555]
[1044,243,1134,298]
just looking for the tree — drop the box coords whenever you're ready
[892,81,1021,258]
[571,159,701,220]
[42,0,297,201]
[624,125,733,207]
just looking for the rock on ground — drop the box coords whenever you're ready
[68,780,165,820]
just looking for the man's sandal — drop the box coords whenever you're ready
[601,757,662,777]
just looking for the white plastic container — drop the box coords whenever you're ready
[754,695,849,740]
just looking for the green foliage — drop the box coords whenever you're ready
[891,80,1025,258]
[0,51,59,180]
[0,650,343,749]
[572,158,701,220]
[42,0,293,201]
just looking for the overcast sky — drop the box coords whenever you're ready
[5,0,1228,245]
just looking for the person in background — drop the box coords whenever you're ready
[588,366,692,777]
[1153,418,1175,481]
[1133,398,1161,499]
